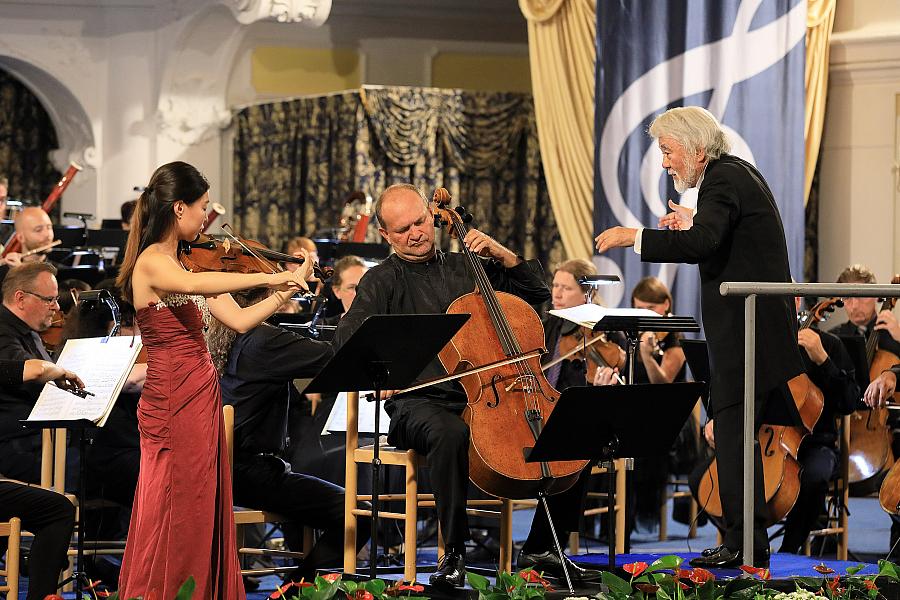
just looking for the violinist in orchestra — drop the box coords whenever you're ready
[829,265,900,356]
[120,199,137,231]
[0,206,57,277]
[205,286,370,585]
[595,106,804,568]
[594,277,687,539]
[333,183,553,588]
[328,254,367,322]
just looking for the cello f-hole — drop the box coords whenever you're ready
[488,374,502,408]
[762,426,776,457]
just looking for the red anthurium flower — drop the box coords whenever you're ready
[96,591,112,598]
[738,565,771,580]
[269,582,295,599]
[43,596,65,600]
[678,581,689,590]
[518,568,553,590]
[813,564,835,575]
[675,568,692,579]
[349,590,374,600]
[864,579,878,591]
[623,561,648,577]
[322,573,342,583]
[396,584,425,593]
[827,576,843,594]
[85,579,102,591]
[688,568,715,584]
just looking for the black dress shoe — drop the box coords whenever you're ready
[429,551,465,588]
[690,545,770,569]
[517,550,602,583]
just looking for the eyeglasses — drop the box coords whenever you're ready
[22,290,60,306]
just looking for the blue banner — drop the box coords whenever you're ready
[593,0,806,324]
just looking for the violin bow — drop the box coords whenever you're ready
[539,332,625,386]
[219,224,282,274]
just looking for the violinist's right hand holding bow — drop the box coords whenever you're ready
[865,369,897,408]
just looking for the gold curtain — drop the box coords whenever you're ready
[804,0,836,206]
[519,0,596,261]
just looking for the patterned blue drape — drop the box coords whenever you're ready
[592,0,807,323]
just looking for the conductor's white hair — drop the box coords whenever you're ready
[648,107,731,160]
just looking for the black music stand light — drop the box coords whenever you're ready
[526,382,704,572]
[305,313,470,579]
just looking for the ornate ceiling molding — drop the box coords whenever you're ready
[224,0,331,26]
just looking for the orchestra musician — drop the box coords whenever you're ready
[829,265,900,355]
[595,106,804,568]
[327,254,367,322]
[594,276,687,539]
[0,206,57,277]
[0,357,81,600]
[334,183,553,587]
[206,287,370,584]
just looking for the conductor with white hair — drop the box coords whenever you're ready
[595,106,804,568]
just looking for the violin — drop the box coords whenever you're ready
[431,188,587,499]
[551,327,625,383]
[179,230,333,285]
[39,309,66,354]
[695,299,829,526]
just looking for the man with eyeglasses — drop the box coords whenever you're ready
[0,262,64,484]
[1,207,57,278]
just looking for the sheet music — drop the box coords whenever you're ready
[27,336,143,426]
[322,391,390,436]
[549,304,659,328]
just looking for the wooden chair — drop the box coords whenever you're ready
[0,517,22,600]
[342,392,513,582]
[567,461,627,555]
[223,404,312,576]
[659,401,702,541]
[804,414,850,560]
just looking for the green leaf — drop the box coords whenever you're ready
[846,564,866,576]
[602,571,634,596]
[722,577,759,597]
[365,579,387,597]
[467,572,491,591]
[878,560,900,581]
[793,576,825,589]
[175,576,196,600]
[343,581,359,594]
[656,587,673,600]
[648,556,684,573]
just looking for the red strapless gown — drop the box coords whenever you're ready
[119,296,244,600]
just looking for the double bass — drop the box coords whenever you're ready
[431,189,587,499]
[695,299,830,525]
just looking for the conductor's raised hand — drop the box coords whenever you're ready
[594,227,637,254]
[463,228,520,268]
[864,370,897,408]
[657,199,695,231]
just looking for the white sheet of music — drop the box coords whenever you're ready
[27,336,143,427]
[549,304,659,328]
[322,391,390,436]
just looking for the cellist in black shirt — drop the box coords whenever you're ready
[334,183,564,588]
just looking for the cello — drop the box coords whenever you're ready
[848,275,900,496]
[431,188,587,500]
[695,299,831,525]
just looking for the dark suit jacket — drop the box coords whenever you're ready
[641,153,804,413]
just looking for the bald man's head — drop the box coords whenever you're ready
[15,207,54,252]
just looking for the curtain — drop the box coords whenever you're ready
[232,87,561,268]
[520,0,596,261]
[0,69,61,207]
[804,0,836,206]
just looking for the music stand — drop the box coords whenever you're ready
[592,315,700,385]
[22,418,96,597]
[526,383,704,572]
[305,313,471,578]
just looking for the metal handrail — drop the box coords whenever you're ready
[719,281,900,566]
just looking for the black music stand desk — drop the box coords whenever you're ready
[305,313,470,578]
[526,382,704,570]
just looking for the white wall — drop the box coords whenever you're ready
[819,1,900,285]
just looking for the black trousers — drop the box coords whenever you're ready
[0,481,75,600]
[780,442,838,554]
[232,454,370,579]
[521,467,591,554]
[387,400,470,550]
[714,402,769,551]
